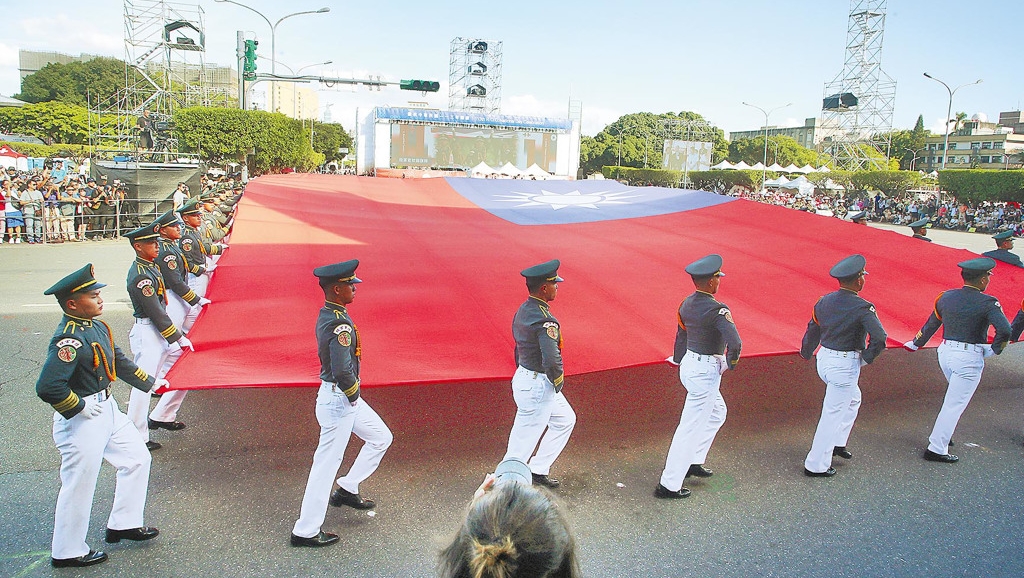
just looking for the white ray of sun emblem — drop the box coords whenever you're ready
[494,189,642,210]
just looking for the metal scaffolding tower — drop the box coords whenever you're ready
[820,0,896,170]
[91,0,231,157]
[448,38,502,113]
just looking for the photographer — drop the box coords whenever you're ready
[137,110,154,151]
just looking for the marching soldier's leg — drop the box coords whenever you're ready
[691,390,726,466]
[526,392,575,476]
[928,348,983,455]
[503,367,553,464]
[336,400,393,495]
[104,408,152,531]
[660,361,717,492]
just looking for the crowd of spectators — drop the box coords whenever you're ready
[732,186,1024,236]
[1,162,134,244]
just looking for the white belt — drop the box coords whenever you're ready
[135,318,153,325]
[684,350,726,364]
[819,347,861,358]
[942,339,984,352]
[82,387,112,402]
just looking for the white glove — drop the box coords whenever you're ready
[981,344,995,358]
[153,378,170,394]
[198,297,212,306]
[206,264,217,273]
[80,400,103,419]
[665,355,680,366]
[903,340,919,352]
[177,335,195,352]
[718,362,730,375]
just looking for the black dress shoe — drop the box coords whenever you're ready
[833,446,853,459]
[52,550,108,567]
[329,487,375,510]
[531,473,561,488]
[686,464,714,478]
[923,449,958,463]
[105,526,159,543]
[948,439,955,446]
[804,467,837,477]
[145,441,162,451]
[654,483,691,499]
[290,531,340,547]
[149,419,186,431]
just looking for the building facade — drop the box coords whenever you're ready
[921,112,1024,170]
[729,117,839,148]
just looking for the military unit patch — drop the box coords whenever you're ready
[543,321,559,340]
[338,332,352,346]
[56,337,83,349]
[57,345,77,363]
[142,286,155,297]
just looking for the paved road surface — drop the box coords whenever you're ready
[1,226,1022,577]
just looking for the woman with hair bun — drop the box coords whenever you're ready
[439,475,581,578]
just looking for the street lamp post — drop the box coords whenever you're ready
[214,0,330,112]
[742,101,791,192]
[923,73,982,170]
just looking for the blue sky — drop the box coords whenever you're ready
[1,0,1020,137]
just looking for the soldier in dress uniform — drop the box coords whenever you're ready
[981,230,1023,268]
[903,257,1011,463]
[125,221,194,451]
[502,259,577,489]
[909,218,932,242]
[799,255,887,477]
[178,198,223,299]
[656,254,741,499]
[150,211,211,431]
[291,259,393,548]
[849,210,868,225]
[37,264,165,568]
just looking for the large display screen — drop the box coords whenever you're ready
[662,140,712,172]
[390,124,558,171]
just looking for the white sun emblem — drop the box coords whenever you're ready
[494,190,641,210]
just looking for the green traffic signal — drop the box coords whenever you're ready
[400,79,440,92]
[243,39,258,80]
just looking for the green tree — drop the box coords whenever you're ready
[728,135,822,167]
[15,57,137,107]
[173,107,322,172]
[0,101,90,144]
[580,111,728,177]
[311,122,352,164]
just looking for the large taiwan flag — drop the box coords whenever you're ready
[166,174,1024,390]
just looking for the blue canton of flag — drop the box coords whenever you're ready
[444,178,736,225]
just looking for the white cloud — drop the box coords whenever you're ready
[18,15,122,56]
[929,116,952,135]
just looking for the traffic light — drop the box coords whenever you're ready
[243,39,258,81]
[400,79,440,93]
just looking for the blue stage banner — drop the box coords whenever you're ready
[375,107,573,131]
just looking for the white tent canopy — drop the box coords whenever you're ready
[821,178,845,191]
[816,165,831,173]
[733,161,752,170]
[497,162,522,177]
[767,163,784,172]
[470,162,496,177]
[711,160,735,170]
[779,175,815,196]
[764,175,791,187]
[797,164,817,173]
[523,164,551,179]
[751,161,766,170]
[782,164,800,173]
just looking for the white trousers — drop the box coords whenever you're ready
[187,272,209,300]
[51,393,151,559]
[503,366,577,476]
[929,341,985,455]
[127,320,172,442]
[804,348,862,473]
[292,382,393,539]
[660,351,727,492]
[151,293,193,423]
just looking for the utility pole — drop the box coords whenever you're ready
[236,31,246,110]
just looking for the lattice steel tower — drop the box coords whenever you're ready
[820,0,896,170]
[92,0,230,155]
[448,38,502,113]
